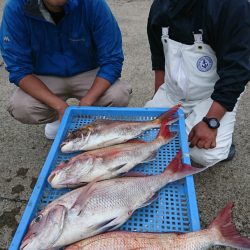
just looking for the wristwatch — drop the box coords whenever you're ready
[202,117,220,129]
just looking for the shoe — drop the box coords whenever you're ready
[222,144,236,162]
[44,120,60,140]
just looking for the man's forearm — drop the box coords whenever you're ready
[19,74,67,112]
[205,101,227,120]
[154,70,165,93]
[80,76,111,106]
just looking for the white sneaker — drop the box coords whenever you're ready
[44,120,60,140]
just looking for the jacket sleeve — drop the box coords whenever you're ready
[0,3,33,86]
[87,0,124,85]
[147,0,165,71]
[211,0,250,111]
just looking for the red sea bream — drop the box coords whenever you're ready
[21,151,204,250]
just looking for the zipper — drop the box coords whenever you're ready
[56,27,69,76]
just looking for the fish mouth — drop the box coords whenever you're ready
[20,233,35,250]
[47,172,65,188]
[60,141,68,149]
[20,240,29,250]
[48,172,56,184]
[60,141,73,153]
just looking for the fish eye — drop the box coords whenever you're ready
[34,215,42,223]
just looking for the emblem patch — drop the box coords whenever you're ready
[197,56,213,72]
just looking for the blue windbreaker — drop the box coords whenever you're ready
[0,0,124,86]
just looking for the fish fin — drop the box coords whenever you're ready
[163,150,207,181]
[122,172,149,177]
[81,130,92,146]
[209,203,250,249]
[142,151,158,163]
[64,182,88,188]
[89,215,130,235]
[126,139,146,144]
[70,181,97,215]
[138,193,158,208]
[112,163,128,171]
[88,218,117,230]
[103,225,121,232]
[153,103,181,124]
[156,121,178,141]
[102,212,135,232]
[94,119,118,125]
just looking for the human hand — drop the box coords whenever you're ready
[54,101,69,121]
[79,97,92,107]
[188,121,218,149]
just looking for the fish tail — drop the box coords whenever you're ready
[156,120,178,141]
[153,103,181,124]
[209,203,250,249]
[163,150,206,181]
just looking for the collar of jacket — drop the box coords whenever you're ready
[169,0,199,17]
[23,0,80,22]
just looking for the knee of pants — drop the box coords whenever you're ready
[105,86,132,107]
[110,93,131,107]
[7,102,56,124]
[189,146,229,168]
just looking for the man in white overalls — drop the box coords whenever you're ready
[146,0,250,167]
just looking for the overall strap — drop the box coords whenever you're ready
[162,27,169,44]
[162,27,169,37]
[193,0,204,44]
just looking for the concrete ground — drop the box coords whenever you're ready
[0,0,249,249]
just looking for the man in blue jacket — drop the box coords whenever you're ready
[145,0,250,167]
[0,0,132,139]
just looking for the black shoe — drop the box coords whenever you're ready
[222,144,236,162]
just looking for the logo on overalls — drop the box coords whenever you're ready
[197,56,213,72]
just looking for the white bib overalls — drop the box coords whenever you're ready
[145,27,239,167]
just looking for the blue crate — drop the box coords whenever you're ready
[10,107,200,249]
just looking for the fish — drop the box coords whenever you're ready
[20,151,205,250]
[60,104,181,153]
[48,121,178,188]
[65,203,250,250]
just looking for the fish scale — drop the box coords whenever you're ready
[79,176,166,217]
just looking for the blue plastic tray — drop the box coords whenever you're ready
[10,107,200,249]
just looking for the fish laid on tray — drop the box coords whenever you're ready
[21,151,205,250]
[65,203,250,250]
[60,104,180,153]
[48,121,177,188]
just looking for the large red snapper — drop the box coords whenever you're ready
[21,151,205,250]
[49,121,177,188]
[65,203,250,250]
[60,104,180,153]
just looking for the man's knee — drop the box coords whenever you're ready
[189,146,230,167]
[98,80,132,107]
[109,90,132,107]
[7,99,56,124]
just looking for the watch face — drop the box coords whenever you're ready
[209,118,219,128]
